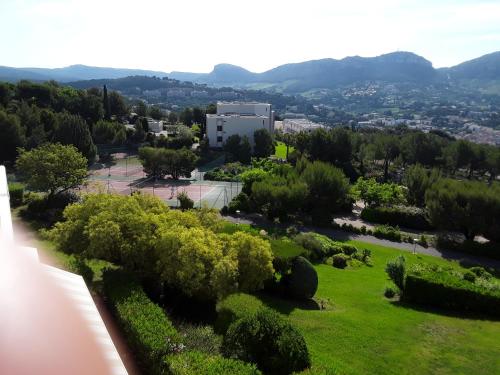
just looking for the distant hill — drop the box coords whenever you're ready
[1,51,499,93]
[0,64,168,82]
[440,51,500,80]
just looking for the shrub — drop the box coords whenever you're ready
[293,232,341,262]
[165,351,261,375]
[178,191,194,210]
[282,256,318,299]
[102,269,179,375]
[8,182,24,207]
[67,256,94,284]
[373,224,402,242]
[222,308,311,375]
[463,271,476,282]
[384,285,397,298]
[385,256,406,290]
[340,244,358,256]
[361,249,372,263]
[436,235,500,260]
[176,324,222,355]
[215,293,264,334]
[332,254,349,269]
[228,192,250,213]
[469,266,492,280]
[22,191,79,225]
[404,264,500,316]
[361,206,433,230]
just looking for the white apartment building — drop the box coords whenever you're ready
[148,118,163,133]
[206,102,275,148]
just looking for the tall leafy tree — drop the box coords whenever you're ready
[253,128,274,158]
[16,143,87,198]
[403,164,441,207]
[53,112,97,163]
[0,110,26,163]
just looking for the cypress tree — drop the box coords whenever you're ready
[103,85,111,120]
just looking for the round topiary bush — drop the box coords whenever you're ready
[222,308,311,375]
[332,254,349,269]
[284,256,318,299]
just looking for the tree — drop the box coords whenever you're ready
[374,134,400,181]
[177,191,194,210]
[253,129,274,158]
[103,85,111,120]
[133,119,146,142]
[138,147,198,179]
[168,112,178,124]
[403,164,441,207]
[108,91,129,118]
[93,120,120,144]
[301,160,350,221]
[239,136,252,164]
[53,112,97,163]
[16,143,87,198]
[351,177,405,208]
[149,106,163,120]
[179,108,193,126]
[224,134,242,160]
[425,179,500,241]
[0,110,26,163]
[135,101,147,117]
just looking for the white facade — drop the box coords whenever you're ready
[206,102,275,148]
[148,119,163,133]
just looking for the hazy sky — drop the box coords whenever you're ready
[1,0,499,73]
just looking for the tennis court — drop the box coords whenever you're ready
[86,155,241,209]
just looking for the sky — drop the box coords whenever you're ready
[1,0,500,73]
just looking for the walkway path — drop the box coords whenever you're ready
[225,214,500,270]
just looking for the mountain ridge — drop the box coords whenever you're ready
[1,51,499,92]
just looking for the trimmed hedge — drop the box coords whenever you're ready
[404,265,500,316]
[373,224,402,242]
[165,351,261,375]
[102,269,179,375]
[8,182,24,207]
[436,235,500,260]
[361,206,433,231]
[215,293,264,334]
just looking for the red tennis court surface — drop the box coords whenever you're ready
[85,179,214,202]
[91,165,145,179]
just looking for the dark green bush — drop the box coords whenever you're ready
[293,232,341,262]
[22,191,79,225]
[436,235,500,260]
[165,351,261,375]
[282,256,318,299]
[374,224,402,242]
[215,293,264,334]
[404,265,500,316]
[463,271,476,282]
[332,254,349,269]
[385,256,406,290]
[340,244,358,256]
[102,269,179,375]
[222,307,311,375]
[469,266,492,280]
[67,256,94,284]
[384,285,397,298]
[178,191,194,210]
[8,182,24,207]
[361,206,433,230]
[228,192,251,213]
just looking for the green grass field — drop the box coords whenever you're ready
[236,241,500,374]
[274,141,295,159]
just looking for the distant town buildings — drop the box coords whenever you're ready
[278,118,325,133]
[206,102,275,148]
[147,119,163,133]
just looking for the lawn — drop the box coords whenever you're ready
[246,241,500,374]
[274,141,295,159]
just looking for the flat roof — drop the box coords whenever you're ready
[207,114,269,119]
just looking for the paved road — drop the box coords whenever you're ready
[225,214,500,270]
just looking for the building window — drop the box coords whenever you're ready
[217,136,223,142]
[217,125,223,131]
